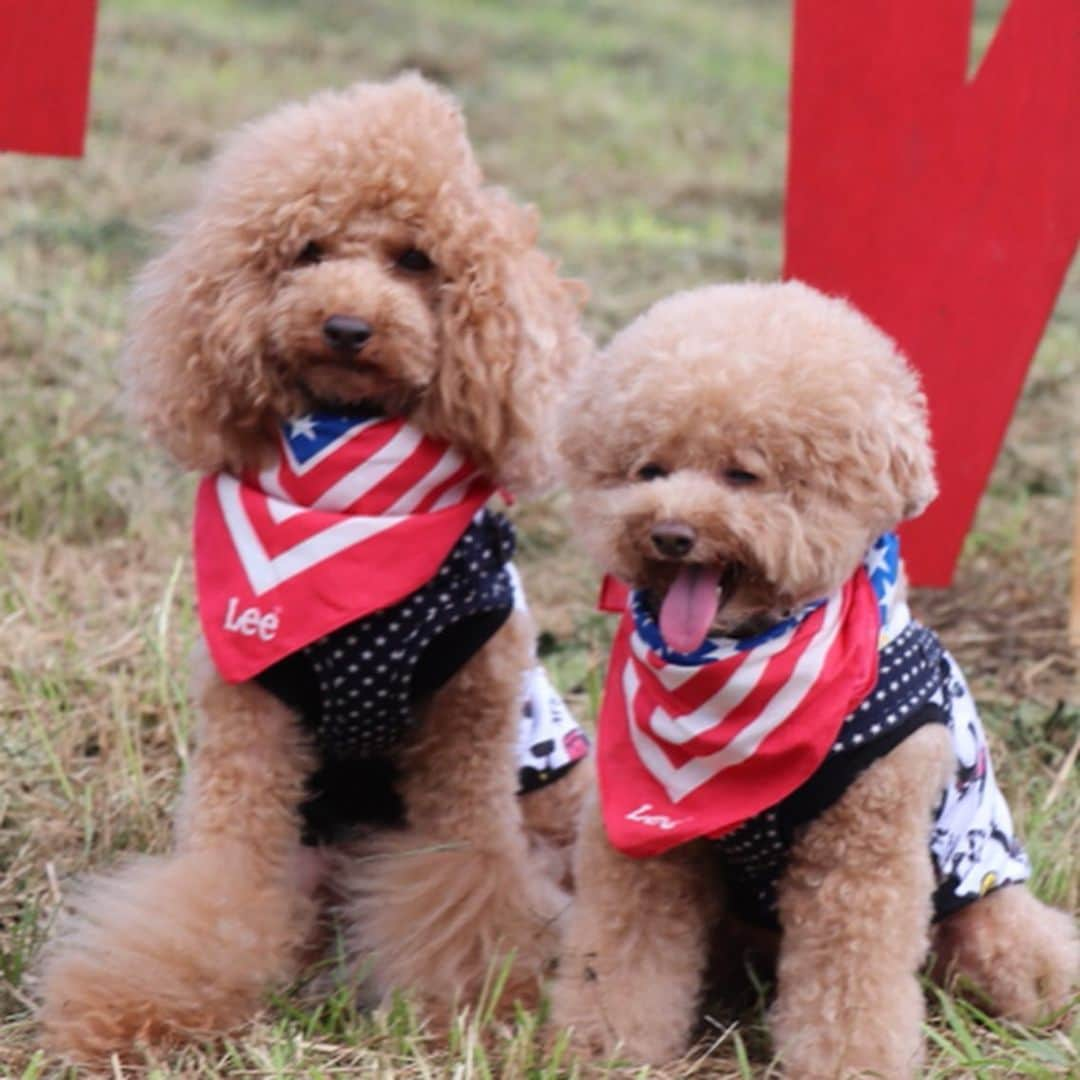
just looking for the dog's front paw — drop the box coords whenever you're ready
[549,960,692,1066]
[547,965,617,1063]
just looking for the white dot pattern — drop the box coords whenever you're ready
[829,624,942,755]
[293,512,515,758]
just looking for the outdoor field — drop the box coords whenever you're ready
[1,0,1076,1075]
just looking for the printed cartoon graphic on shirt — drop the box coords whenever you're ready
[507,564,590,792]
[517,665,590,792]
[929,660,1030,914]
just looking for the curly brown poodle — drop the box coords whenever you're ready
[551,282,1078,1077]
[37,74,592,1064]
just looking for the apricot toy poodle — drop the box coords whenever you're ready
[38,74,592,1063]
[551,282,1077,1077]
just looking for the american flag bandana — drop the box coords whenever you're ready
[195,411,494,683]
[597,546,888,857]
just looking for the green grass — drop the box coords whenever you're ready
[1,0,1077,1075]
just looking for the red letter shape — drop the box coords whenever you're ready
[0,0,98,157]
[784,0,1080,585]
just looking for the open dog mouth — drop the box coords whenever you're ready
[654,562,742,654]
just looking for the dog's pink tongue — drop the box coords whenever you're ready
[659,565,722,653]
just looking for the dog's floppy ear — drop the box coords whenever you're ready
[125,219,283,474]
[884,357,938,522]
[417,189,589,494]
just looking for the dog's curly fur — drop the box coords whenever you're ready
[551,282,1078,1076]
[37,74,591,1064]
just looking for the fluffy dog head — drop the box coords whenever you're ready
[128,73,588,491]
[560,281,937,650]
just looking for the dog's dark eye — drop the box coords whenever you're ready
[396,248,434,273]
[295,241,324,267]
[724,468,760,487]
[636,463,668,482]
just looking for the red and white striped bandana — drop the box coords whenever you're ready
[597,568,880,857]
[194,411,493,683]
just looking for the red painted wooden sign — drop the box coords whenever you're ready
[0,0,98,156]
[784,0,1080,586]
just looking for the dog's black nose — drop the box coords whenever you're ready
[650,521,696,559]
[323,315,373,353]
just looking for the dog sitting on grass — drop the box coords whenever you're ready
[551,281,1077,1077]
[38,74,591,1063]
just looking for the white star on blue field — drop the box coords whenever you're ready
[288,414,318,441]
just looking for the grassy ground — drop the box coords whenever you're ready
[1,0,1076,1075]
